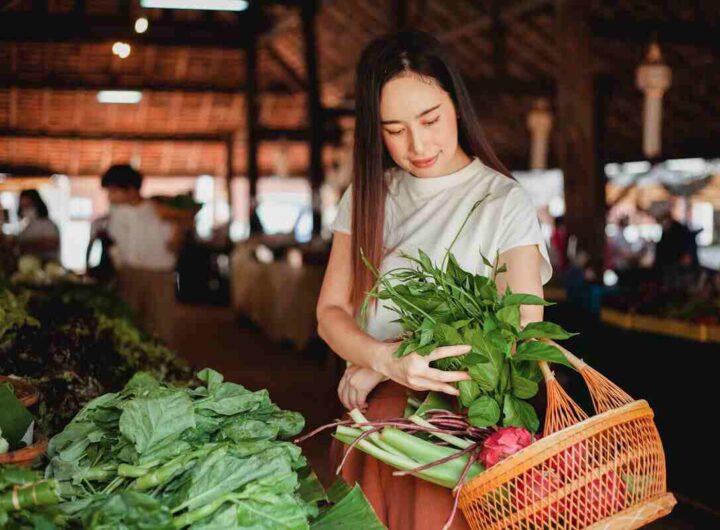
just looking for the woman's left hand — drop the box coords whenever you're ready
[338,365,388,411]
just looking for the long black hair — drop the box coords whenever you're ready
[18,189,49,219]
[350,30,511,310]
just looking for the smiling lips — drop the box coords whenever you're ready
[410,154,439,168]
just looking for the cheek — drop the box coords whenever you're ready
[438,117,459,150]
[382,134,407,164]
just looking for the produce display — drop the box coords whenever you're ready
[604,269,720,325]
[12,256,85,286]
[0,275,384,529]
[0,283,190,435]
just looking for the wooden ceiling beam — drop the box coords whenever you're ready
[0,127,342,144]
[0,13,273,49]
[591,18,720,50]
[0,78,292,95]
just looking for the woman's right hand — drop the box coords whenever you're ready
[375,342,472,396]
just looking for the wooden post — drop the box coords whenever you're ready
[246,3,260,234]
[555,0,606,273]
[395,0,409,30]
[302,0,323,237]
[225,133,235,226]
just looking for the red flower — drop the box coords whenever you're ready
[479,427,534,468]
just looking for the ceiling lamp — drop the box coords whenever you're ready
[135,17,149,33]
[97,91,143,104]
[636,42,672,160]
[140,0,249,11]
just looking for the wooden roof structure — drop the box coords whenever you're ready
[1,0,718,182]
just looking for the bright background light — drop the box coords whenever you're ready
[140,0,249,11]
[135,17,149,34]
[97,90,143,104]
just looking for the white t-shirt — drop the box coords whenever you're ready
[331,158,552,341]
[107,201,176,271]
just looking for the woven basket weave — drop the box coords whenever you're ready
[458,340,676,530]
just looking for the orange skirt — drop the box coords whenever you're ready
[330,381,470,530]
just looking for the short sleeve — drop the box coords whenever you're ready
[498,186,553,285]
[330,185,352,234]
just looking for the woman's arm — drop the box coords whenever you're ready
[495,244,545,326]
[316,232,391,370]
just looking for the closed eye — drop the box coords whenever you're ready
[385,128,405,136]
[423,116,440,126]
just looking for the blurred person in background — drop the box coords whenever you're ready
[101,164,180,346]
[16,189,61,262]
[651,203,699,290]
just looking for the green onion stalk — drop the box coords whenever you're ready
[296,408,490,530]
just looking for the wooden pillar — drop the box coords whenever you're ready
[302,0,323,237]
[246,3,261,234]
[491,1,507,77]
[395,0,409,30]
[225,133,235,225]
[555,0,606,272]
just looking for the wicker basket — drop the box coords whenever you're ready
[0,375,39,407]
[458,340,676,530]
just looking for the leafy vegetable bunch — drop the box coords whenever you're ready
[362,198,576,432]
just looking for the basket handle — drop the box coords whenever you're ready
[540,339,634,416]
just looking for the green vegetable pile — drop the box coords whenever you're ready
[0,283,190,435]
[0,467,63,529]
[45,369,383,530]
[362,198,576,432]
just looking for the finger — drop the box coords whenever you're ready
[413,377,461,396]
[427,344,472,361]
[424,368,472,383]
[348,387,360,411]
[338,379,351,410]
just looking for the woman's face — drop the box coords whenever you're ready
[379,73,469,177]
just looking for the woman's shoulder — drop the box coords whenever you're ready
[466,162,526,206]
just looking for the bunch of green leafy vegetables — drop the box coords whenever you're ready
[361,198,577,433]
[0,288,38,350]
[45,368,384,530]
[0,466,64,529]
[0,284,190,436]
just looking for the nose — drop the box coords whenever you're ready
[408,127,427,156]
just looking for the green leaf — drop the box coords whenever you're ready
[311,485,386,530]
[183,448,293,512]
[496,305,520,330]
[417,250,434,273]
[433,322,463,345]
[480,253,494,270]
[415,392,452,417]
[514,342,573,368]
[502,293,553,306]
[513,360,543,383]
[82,491,175,530]
[511,372,539,399]
[468,396,501,428]
[457,380,480,408]
[502,394,540,433]
[519,322,577,341]
[119,389,195,455]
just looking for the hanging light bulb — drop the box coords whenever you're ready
[526,98,553,170]
[636,42,672,160]
[135,17,149,34]
[112,42,132,59]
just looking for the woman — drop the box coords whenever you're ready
[316,31,552,529]
[16,189,61,262]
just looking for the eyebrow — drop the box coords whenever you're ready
[381,104,442,125]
